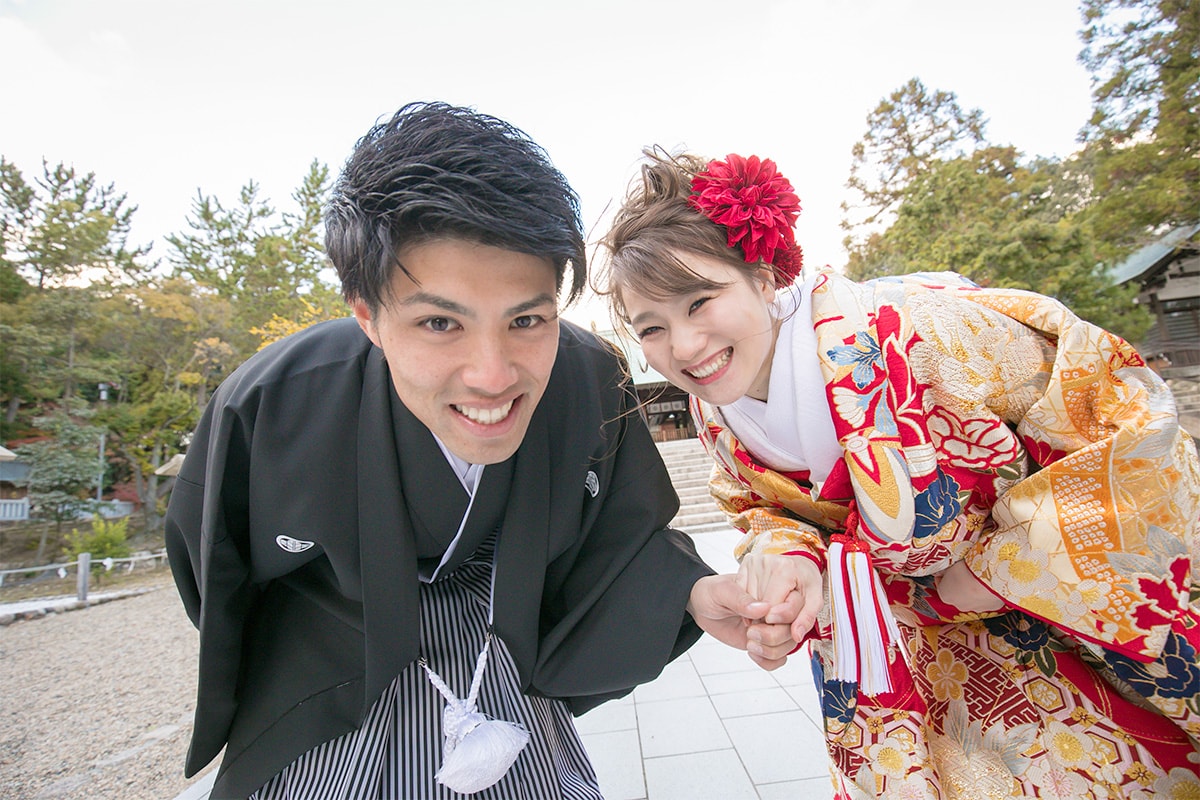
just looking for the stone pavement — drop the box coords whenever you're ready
[573,525,834,800]
[0,587,156,625]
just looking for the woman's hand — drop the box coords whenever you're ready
[738,552,823,644]
[686,575,799,670]
[935,559,1005,613]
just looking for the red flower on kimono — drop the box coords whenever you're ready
[690,154,804,284]
[1020,433,1067,468]
[1131,556,1191,631]
[927,408,1021,471]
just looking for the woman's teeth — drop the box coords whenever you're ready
[687,349,730,379]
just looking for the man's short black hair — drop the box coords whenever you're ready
[325,101,587,312]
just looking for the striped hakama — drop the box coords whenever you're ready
[251,535,601,800]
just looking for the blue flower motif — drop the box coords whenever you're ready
[912,471,962,540]
[873,395,898,437]
[827,331,882,390]
[821,678,859,727]
[1105,630,1200,701]
[985,613,1051,652]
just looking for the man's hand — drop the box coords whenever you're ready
[935,559,1005,613]
[738,553,823,644]
[687,575,798,671]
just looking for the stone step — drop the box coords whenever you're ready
[669,509,729,531]
[665,461,705,471]
[656,438,731,531]
[661,453,713,468]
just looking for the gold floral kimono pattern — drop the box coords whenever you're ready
[693,270,1200,797]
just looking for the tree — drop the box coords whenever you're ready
[14,403,104,562]
[0,309,50,435]
[841,78,988,256]
[0,158,151,430]
[98,388,196,533]
[0,159,34,305]
[846,148,1151,339]
[1079,0,1200,251]
[0,159,148,290]
[166,161,343,358]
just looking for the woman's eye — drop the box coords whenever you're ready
[688,296,712,314]
[636,325,662,340]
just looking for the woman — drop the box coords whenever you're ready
[598,149,1200,797]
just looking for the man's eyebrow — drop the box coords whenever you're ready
[399,292,558,318]
[399,292,470,316]
[508,293,558,317]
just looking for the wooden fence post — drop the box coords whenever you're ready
[77,552,90,602]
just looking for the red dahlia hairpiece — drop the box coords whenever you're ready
[689,154,804,286]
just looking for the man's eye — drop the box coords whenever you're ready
[423,317,453,332]
[512,315,543,329]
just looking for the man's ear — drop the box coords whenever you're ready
[351,299,382,348]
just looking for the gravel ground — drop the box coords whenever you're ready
[0,574,216,800]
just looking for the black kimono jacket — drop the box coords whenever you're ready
[165,317,712,798]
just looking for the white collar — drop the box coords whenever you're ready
[433,435,484,496]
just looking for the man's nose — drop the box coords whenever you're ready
[462,337,519,394]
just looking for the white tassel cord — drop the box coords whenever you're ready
[826,532,903,696]
[419,631,530,794]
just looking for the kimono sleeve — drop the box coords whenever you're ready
[958,289,1200,660]
[164,396,259,775]
[529,383,713,714]
[709,464,828,565]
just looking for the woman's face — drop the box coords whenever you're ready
[622,251,778,406]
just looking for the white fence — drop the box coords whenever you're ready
[0,498,136,523]
[0,550,169,601]
[0,497,30,521]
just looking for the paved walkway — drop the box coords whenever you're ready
[0,587,156,623]
[169,527,834,800]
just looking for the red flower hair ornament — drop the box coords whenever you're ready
[689,154,804,286]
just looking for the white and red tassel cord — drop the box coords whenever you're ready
[826,511,903,695]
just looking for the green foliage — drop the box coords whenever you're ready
[62,515,131,579]
[846,148,1150,340]
[841,77,988,251]
[165,161,341,358]
[0,159,149,291]
[13,403,104,528]
[1079,0,1199,251]
[840,0,1194,344]
[0,158,152,436]
[0,153,342,542]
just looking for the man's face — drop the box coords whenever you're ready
[353,239,560,465]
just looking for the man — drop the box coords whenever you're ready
[166,102,799,799]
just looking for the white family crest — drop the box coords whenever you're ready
[276,535,315,553]
[585,470,600,498]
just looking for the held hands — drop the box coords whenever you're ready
[686,575,799,671]
[737,553,823,645]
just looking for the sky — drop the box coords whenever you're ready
[0,0,1095,327]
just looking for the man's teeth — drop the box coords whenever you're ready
[455,400,514,425]
[689,349,730,379]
